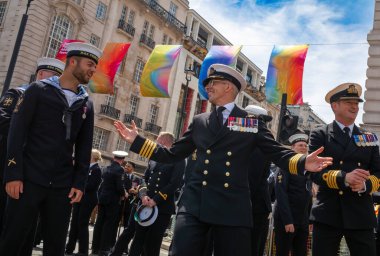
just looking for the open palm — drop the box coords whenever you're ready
[114,120,139,144]
[305,147,333,172]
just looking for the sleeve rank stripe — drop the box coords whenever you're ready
[145,142,157,159]
[332,171,339,189]
[141,140,153,158]
[289,154,303,175]
[139,140,150,157]
[328,171,334,188]
[159,191,167,200]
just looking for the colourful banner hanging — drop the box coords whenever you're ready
[88,42,131,94]
[55,39,84,62]
[140,45,182,98]
[198,45,242,99]
[265,45,309,105]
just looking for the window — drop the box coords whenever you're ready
[142,21,154,38]
[142,21,149,35]
[90,34,100,47]
[45,15,73,57]
[93,127,110,150]
[236,59,243,73]
[105,87,118,107]
[120,5,128,21]
[116,138,130,152]
[96,2,107,21]
[133,60,145,83]
[246,69,253,84]
[127,10,135,26]
[162,34,168,45]
[148,105,159,124]
[242,96,250,108]
[169,2,178,17]
[129,95,140,116]
[72,0,81,4]
[0,1,7,27]
[168,38,173,45]
[117,57,126,74]
[148,25,155,39]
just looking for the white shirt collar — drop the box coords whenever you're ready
[334,120,354,135]
[217,102,235,124]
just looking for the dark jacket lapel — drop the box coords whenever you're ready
[329,121,349,148]
[208,105,246,147]
[342,125,360,158]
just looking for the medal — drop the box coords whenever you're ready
[82,106,87,119]
[82,113,86,119]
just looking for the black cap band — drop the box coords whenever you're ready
[67,50,99,64]
[291,138,308,144]
[330,90,362,103]
[203,71,241,91]
[36,65,63,75]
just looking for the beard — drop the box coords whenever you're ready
[72,61,92,84]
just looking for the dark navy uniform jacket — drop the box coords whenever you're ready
[123,172,144,204]
[0,85,28,180]
[130,105,306,228]
[140,160,185,215]
[83,163,102,203]
[309,121,380,229]
[97,161,125,205]
[249,149,272,215]
[3,77,94,191]
[274,167,311,226]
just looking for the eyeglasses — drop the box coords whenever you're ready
[206,79,229,87]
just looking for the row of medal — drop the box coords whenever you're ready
[353,134,379,147]
[227,117,258,133]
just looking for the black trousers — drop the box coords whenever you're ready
[169,212,251,256]
[65,193,97,254]
[92,201,120,253]
[129,213,171,256]
[251,213,269,256]
[0,182,71,256]
[109,204,137,256]
[312,222,376,256]
[274,220,308,256]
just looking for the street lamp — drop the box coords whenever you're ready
[1,0,34,96]
[176,65,194,139]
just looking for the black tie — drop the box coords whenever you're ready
[217,106,226,127]
[343,127,351,140]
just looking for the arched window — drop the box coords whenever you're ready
[45,15,73,57]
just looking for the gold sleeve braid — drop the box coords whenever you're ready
[159,191,168,200]
[139,139,157,158]
[289,154,303,175]
[322,170,340,189]
[369,175,379,194]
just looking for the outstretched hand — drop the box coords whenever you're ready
[114,120,139,144]
[305,147,333,172]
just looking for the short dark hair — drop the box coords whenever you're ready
[126,161,136,169]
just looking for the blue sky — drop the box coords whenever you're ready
[189,0,374,124]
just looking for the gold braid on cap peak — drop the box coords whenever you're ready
[139,139,157,159]
[322,170,340,189]
[369,175,379,194]
[289,154,303,175]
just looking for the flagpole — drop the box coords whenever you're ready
[276,93,287,142]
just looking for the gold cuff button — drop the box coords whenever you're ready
[205,159,209,164]
[206,149,211,154]
[225,172,230,176]
[226,162,230,166]
[227,151,232,156]
[224,183,229,188]
[202,181,207,186]
[203,170,208,175]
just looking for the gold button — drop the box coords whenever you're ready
[225,172,230,177]
[156,184,159,187]
[339,191,343,195]
[226,161,230,166]
[149,177,152,180]
[203,170,208,175]
[224,183,229,188]
[206,149,211,154]
[157,178,160,181]
[155,190,157,193]
[148,182,150,185]
[159,172,161,175]
[358,162,361,166]
[205,159,209,164]
[340,161,343,165]
[202,181,207,186]
[227,151,232,156]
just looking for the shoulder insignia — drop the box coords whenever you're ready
[13,95,24,113]
[1,96,14,107]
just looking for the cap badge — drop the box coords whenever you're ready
[347,84,358,94]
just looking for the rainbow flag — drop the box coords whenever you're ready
[140,45,182,98]
[198,45,242,99]
[88,42,131,94]
[265,45,309,105]
[55,39,84,62]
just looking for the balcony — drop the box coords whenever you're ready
[139,34,155,50]
[99,104,120,120]
[183,36,208,60]
[124,114,143,128]
[145,122,162,135]
[245,85,266,102]
[140,0,186,34]
[117,19,135,38]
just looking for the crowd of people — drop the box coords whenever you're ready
[0,40,378,256]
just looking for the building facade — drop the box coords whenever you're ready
[287,103,326,135]
[0,0,279,172]
[362,0,380,136]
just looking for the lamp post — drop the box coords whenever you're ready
[1,0,34,96]
[176,65,194,139]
